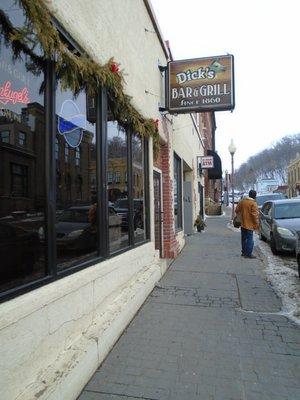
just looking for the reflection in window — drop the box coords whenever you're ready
[107,171,113,184]
[0,0,46,292]
[55,83,97,270]
[107,121,128,252]
[115,171,120,183]
[0,131,10,143]
[18,131,26,146]
[75,146,80,166]
[55,138,59,160]
[11,163,28,197]
[132,134,145,243]
[64,143,69,163]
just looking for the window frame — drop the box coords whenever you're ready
[0,23,150,303]
[173,152,183,231]
[0,130,10,143]
[18,131,26,146]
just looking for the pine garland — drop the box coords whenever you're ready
[0,0,160,154]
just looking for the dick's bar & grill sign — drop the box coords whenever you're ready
[167,55,234,113]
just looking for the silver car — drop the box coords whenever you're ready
[294,232,300,278]
[259,199,300,254]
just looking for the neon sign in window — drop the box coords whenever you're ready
[0,81,30,105]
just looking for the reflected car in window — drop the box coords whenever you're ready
[39,205,121,252]
[113,198,143,230]
[0,222,40,278]
[259,199,300,254]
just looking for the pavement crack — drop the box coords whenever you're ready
[85,389,158,400]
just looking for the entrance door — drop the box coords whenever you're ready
[183,181,193,235]
[198,183,204,218]
[153,171,162,257]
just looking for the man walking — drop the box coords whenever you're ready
[235,189,259,259]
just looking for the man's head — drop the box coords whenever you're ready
[248,189,257,199]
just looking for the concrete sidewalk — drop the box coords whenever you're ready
[78,213,300,400]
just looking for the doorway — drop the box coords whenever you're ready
[153,171,162,257]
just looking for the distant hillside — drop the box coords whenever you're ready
[235,133,300,190]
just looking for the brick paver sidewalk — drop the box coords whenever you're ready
[78,212,300,400]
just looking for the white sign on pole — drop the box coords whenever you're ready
[201,156,214,169]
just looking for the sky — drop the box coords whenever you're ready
[150,0,300,171]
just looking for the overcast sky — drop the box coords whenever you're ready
[150,0,300,171]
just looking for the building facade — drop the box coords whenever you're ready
[287,155,300,197]
[0,1,209,399]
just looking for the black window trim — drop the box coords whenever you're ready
[174,152,183,232]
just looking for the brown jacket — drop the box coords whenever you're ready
[235,197,259,231]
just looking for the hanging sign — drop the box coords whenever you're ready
[201,156,214,169]
[167,55,234,113]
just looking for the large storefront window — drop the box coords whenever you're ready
[0,2,149,301]
[55,84,97,270]
[132,134,146,243]
[0,1,46,292]
[174,153,183,230]
[107,121,129,252]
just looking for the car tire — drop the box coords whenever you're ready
[259,230,267,241]
[270,234,279,255]
[297,255,300,278]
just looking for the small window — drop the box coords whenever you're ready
[0,131,10,143]
[11,163,28,197]
[18,131,26,146]
[75,146,80,166]
[115,171,120,183]
[64,143,69,163]
[107,171,113,184]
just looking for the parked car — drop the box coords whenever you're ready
[294,232,300,278]
[256,192,285,210]
[259,198,300,254]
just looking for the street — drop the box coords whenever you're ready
[78,211,300,400]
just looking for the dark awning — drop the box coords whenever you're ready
[207,150,222,179]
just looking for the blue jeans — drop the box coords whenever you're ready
[241,227,254,256]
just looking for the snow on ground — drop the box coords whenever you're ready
[227,220,300,325]
[255,235,300,325]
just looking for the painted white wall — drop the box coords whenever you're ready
[0,2,204,399]
[0,243,167,400]
[0,2,170,400]
[48,0,167,127]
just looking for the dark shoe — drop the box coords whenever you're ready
[241,253,246,257]
[244,255,256,259]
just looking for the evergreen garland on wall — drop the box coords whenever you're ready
[0,0,160,154]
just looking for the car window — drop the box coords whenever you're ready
[109,207,116,215]
[115,199,128,208]
[58,209,89,223]
[262,202,272,215]
[274,202,300,219]
[256,194,284,206]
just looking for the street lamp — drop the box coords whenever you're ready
[228,139,237,221]
[225,169,229,206]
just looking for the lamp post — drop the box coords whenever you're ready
[228,139,237,221]
[225,169,229,206]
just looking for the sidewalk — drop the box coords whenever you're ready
[78,212,300,400]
